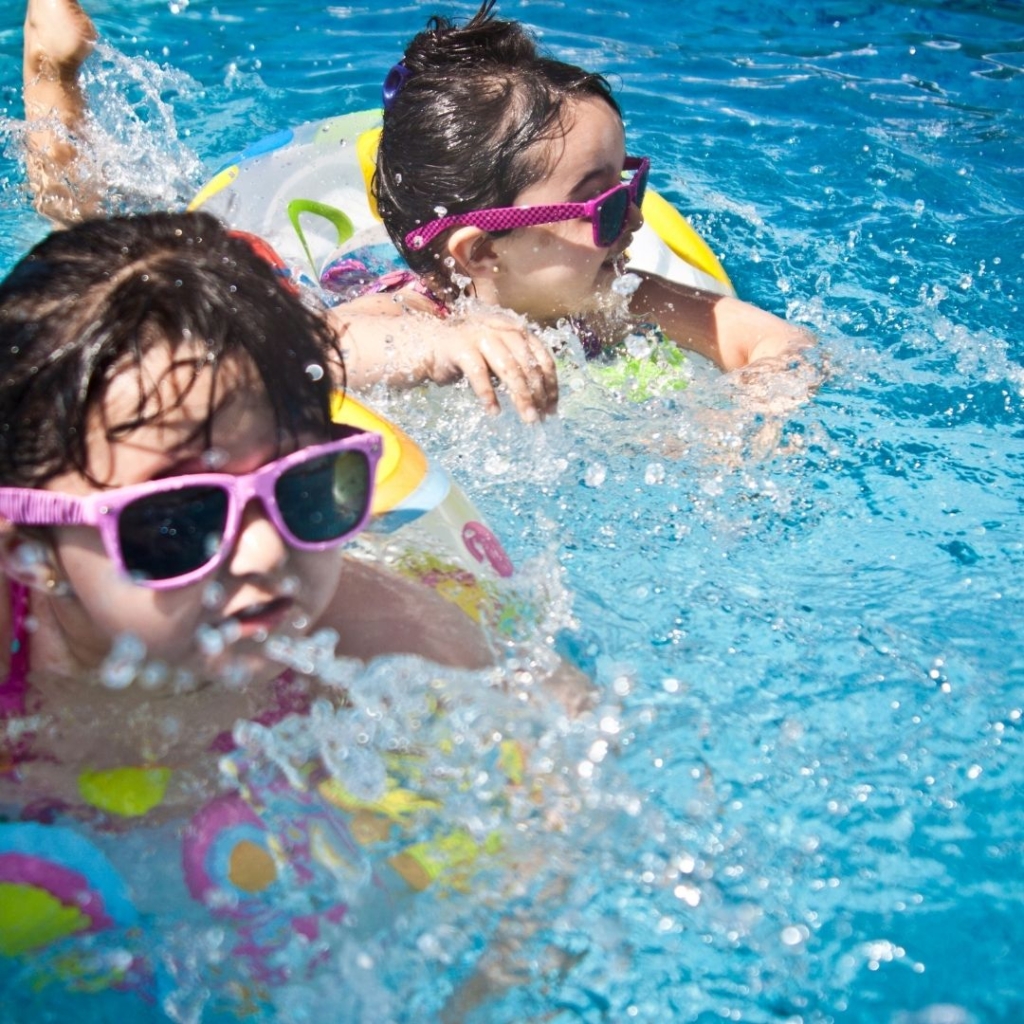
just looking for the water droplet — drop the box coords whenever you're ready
[624,331,654,360]
[202,446,229,470]
[139,662,169,690]
[100,633,148,689]
[645,462,666,485]
[673,883,701,907]
[196,624,226,656]
[611,271,641,297]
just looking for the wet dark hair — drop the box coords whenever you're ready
[0,210,344,488]
[375,0,621,291]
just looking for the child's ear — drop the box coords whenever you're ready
[0,528,62,594]
[446,226,499,276]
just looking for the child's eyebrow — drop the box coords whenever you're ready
[569,164,620,199]
[140,393,238,479]
[143,434,218,480]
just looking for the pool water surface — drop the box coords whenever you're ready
[1,1,1023,1021]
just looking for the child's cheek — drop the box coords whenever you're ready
[290,547,347,623]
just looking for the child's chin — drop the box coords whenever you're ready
[601,253,628,274]
[202,644,281,691]
[595,261,625,291]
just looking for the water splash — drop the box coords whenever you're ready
[9,41,206,220]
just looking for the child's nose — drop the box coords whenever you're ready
[226,498,288,577]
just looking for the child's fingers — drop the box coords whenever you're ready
[443,320,557,421]
[475,336,540,422]
[453,346,503,416]
[519,330,559,415]
[507,337,557,421]
[477,332,555,423]
[481,321,559,419]
[24,0,97,77]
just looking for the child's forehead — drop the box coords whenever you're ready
[104,341,248,410]
[523,97,626,193]
[566,97,625,150]
[76,384,277,493]
[97,345,265,451]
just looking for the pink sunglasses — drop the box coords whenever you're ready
[405,156,650,252]
[0,433,382,590]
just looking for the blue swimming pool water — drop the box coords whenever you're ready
[1,1,1023,1021]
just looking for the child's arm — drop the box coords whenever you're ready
[628,270,814,371]
[22,0,98,225]
[322,558,595,714]
[329,292,559,423]
[322,557,496,669]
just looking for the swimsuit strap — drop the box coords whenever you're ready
[1,580,30,718]
[364,270,449,318]
[569,316,604,360]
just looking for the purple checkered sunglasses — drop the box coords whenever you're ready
[405,156,650,252]
[0,432,382,590]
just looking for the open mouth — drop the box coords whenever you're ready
[225,596,294,635]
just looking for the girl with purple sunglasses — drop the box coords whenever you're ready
[22,0,560,422]
[22,0,810,424]
[334,1,813,415]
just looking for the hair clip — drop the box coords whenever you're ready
[382,61,412,112]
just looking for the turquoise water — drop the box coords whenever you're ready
[1,1,1023,1021]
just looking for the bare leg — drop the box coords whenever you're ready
[23,0,98,224]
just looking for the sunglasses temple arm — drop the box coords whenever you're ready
[408,203,591,249]
[0,489,87,528]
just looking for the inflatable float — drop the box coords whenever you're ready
[332,392,522,631]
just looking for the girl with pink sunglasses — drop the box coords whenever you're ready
[0,209,499,804]
[0,210,590,1009]
[334,1,814,417]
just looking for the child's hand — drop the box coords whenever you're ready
[423,312,559,422]
[331,296,558,421]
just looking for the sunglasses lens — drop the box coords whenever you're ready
[276,449,371,544]
[634,163,649,208]
[118,486,228,582]
[597,189,630,247]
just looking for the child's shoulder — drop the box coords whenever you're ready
[336,270,447,318]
